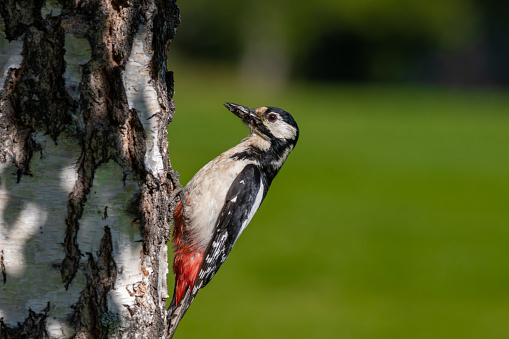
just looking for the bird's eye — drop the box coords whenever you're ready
[267,113,278,122]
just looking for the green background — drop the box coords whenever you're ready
[166,65,509,338]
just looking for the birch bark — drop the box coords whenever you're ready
[0,0,179,337]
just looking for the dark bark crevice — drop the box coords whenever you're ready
[72,226,118,339]
[0,0,44,41]
[12,18,74,139]
[0,250,6,284]
[0,303,51,339]
[151,0,180,107]
[0,67,35,180]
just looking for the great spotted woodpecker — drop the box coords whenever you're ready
[168,102,299,337]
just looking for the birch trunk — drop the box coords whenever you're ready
[0,0,179,337]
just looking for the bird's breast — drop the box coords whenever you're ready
[184,156,257,249]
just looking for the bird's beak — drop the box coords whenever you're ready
[224,102,261,125]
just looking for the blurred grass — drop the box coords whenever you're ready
[167,65,509,338]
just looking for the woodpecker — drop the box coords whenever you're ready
[167,102,299,337]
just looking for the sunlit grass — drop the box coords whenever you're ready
[167,65,509,338]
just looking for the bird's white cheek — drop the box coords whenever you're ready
[268,122,297,140]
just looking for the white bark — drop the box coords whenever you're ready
[77,161,143,329]
[0,0,180,337]
[0,134,82,337]
[124,25,165,176]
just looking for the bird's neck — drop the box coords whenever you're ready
[232,134,292,182]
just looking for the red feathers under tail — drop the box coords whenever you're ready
[168,200,204,337]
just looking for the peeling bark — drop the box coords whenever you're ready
[0,0,180,337]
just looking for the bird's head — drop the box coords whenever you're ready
[224,102,299,150]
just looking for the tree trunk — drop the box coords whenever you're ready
[0,0,179,337]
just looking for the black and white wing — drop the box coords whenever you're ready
[192,164,267,295]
